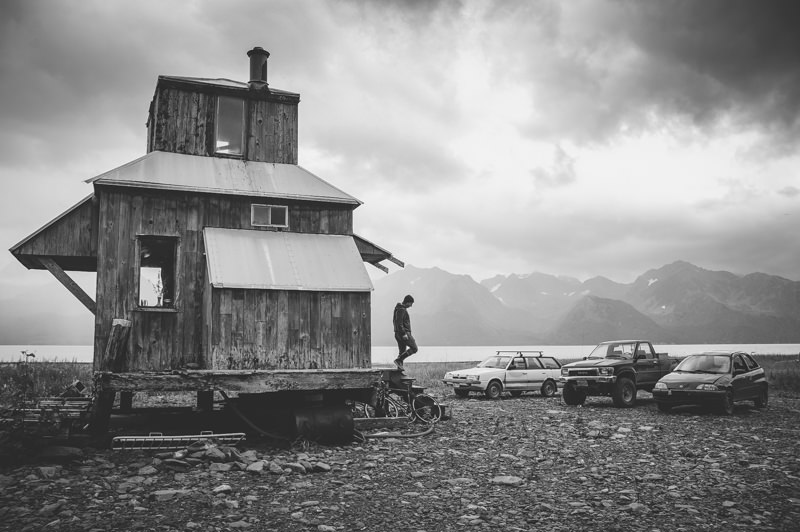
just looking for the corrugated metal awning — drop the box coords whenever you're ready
[86,151,360,205]
[203,228,373,292]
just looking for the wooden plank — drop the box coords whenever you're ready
[38,257,96,314]
[95,368,383,394]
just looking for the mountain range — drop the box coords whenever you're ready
[371,261,800,346]
[1,260,798,346]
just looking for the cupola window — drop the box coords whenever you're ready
[215,96,245,156]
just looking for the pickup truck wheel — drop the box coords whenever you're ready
[540,380,557,398]
[754,387,768,409]
[484,381,502,400]
[612,377,637,408]
[562,383,586,406]
[454,389,469,399]
[719,391,734,415]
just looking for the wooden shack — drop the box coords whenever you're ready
[10,47,403,431]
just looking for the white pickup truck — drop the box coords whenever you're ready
[442,351,563,399]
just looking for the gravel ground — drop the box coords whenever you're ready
[1,391,800,532]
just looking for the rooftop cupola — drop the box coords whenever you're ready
[146,47,299,163]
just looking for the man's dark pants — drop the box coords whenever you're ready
[395,332,418,362]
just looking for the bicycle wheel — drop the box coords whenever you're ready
[411,393,442,423]
[379,396,402,418]
[350,401,375,418]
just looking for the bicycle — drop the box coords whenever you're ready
[351,379,442,423]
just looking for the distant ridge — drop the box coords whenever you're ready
[372,261,800,345]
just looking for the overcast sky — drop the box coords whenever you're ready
[2,0,799,299]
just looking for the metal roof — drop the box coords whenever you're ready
[86,151,361,205]
[158,75,300,98]
[203,228,373,292]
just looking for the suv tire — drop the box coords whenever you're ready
[612,377,637,407]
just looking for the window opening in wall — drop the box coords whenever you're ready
[251,204,289,227]
[215,96,244,156]
[138,236,176,308]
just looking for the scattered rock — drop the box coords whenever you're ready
[490,476,523,486]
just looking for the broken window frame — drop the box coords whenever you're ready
[136,235,178,310]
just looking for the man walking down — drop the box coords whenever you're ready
[393,295,417,370]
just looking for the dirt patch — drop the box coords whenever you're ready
[1,392,799,531]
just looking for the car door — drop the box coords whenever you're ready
[742,353,765,399]
[633,342,660,386]
[504,356,528,390]
[524,357,547,389]
[730,354,751,401]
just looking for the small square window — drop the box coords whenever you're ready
[252,204,289,228]
[138,236,177,308]
[215,96,244,156]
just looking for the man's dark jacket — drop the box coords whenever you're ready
[393,303,411,335]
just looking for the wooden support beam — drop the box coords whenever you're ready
[94,368,383,394]
[387,256,405,268]
[197,391,214,412]
[102,319,131,372]
[119,391,134,412]
[369,262,389,273]
[38,257,96,314]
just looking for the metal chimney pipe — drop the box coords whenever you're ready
[247,47,270,90]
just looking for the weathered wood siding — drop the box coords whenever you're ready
[147,88,215,156]
[147,85,298,163]
[11,195,98,271]
[94,187,356,372]
[247,99,298,164]
[206,289,371,370]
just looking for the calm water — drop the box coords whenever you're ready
[2,344,799,364]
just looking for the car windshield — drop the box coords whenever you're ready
[587,343,634,360]
[675,354,731,374]
[478,356,511,369]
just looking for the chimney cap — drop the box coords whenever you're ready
[247,46,270,58]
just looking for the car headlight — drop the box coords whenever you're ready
[698,384,719,391]
[472,375,480,382]
[444,372,452,379]
[653,382,667,390]
[561,368,569,376]
[597,367,614,376]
